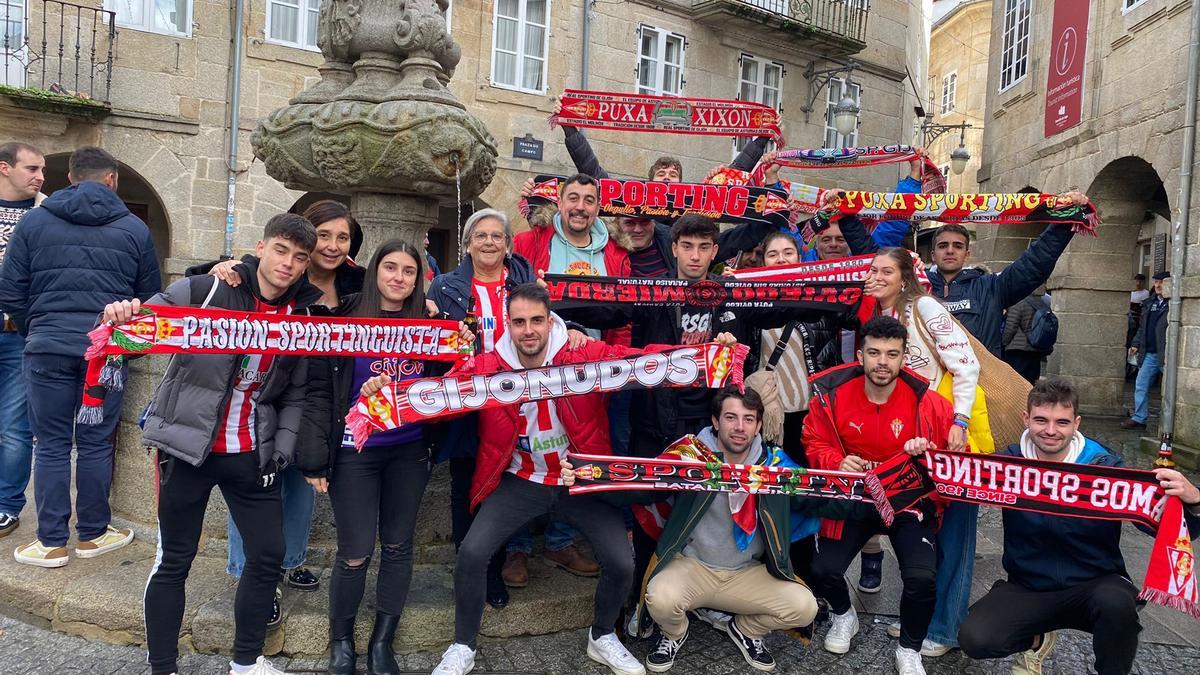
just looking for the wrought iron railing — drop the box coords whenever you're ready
[715,0,869,44]
[1,0,117,105]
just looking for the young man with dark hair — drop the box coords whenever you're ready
[408,282,676,675]
[0,140,45,539]
[103,213,319,675]
[957,378,1200,675]
[0,145,160,567]
[803,316,957,675]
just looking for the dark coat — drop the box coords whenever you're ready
[1132,293,1168,363]
[1002,295,1040,353]
[0,181,161,356]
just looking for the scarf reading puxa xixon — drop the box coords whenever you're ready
[552,89,785,144]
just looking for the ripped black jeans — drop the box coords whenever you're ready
[327,441,431,621]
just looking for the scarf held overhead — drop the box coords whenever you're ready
[542,274,863,311]
[754,144,947,194]
[344,343,748,450]
[730,252,932,291]
[553,89,784,144]
[810,191,1101,235]
[526,175,793,230]
[77,305,469,425]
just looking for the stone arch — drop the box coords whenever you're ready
[1041,156,1168,415]
[42,153,170,285]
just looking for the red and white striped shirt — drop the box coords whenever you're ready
[506,398,571,485]
[472,276,506,353]
[211,300,295,455]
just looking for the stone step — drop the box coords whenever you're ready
[1138,435,1200,470]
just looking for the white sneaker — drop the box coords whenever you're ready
[691,607,732,631]
[920,638,952,657]
[228,656,291,674]
[823,607,859,654]
[886,621,901,639]
[75,524,134,558]
[1012,631,1057,675]
[431,643,476,675]
[587,631,647,675]
[895,646,926,675]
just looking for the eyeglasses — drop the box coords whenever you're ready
[470,232,507,243]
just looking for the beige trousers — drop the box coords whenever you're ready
[645,555,817,640]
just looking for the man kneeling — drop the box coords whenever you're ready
[566,387,820,672]
[957,378,1200,675]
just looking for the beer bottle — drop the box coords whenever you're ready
[464,296,479,334]
[1154,435,1177,470]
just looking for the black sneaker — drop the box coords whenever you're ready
[284,567,320,591]
[646,629,687,673]
[725,618,776,672]
[857,551,884,594]
[266,587,283,629]
[0,513,17,539]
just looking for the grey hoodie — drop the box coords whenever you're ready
[680,428,766,571]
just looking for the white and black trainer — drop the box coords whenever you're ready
[646,630,688,672]
[725,618,776,672]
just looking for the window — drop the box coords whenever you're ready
[266,0,320,50]
[107,0,190,36]
[999,0,1031,92]
[941,72,957,113]
[636,25,685,96]
[1123,0,1147,11]
[492,0,549,94]
[824,77,861,149]
[735,53,782,152]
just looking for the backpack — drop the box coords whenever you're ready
[1025,297,1059,353]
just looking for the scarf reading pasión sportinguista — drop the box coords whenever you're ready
[809,191,1101,235]
[552,89,785,144]
[751,144,947,194]
[77,305,469,425]
[344,343,748,450]
[872,449,1199,618]
[542,274,864,311]
[525,175,793,230]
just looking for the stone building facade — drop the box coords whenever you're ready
[975,0,1198,457]
[928,0,988,193]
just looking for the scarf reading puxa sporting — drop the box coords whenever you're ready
[542,273,864,311]
[77,305,468,425]
[751,144,947,194]
[552,89,785,144]
[807,191,1101,235]
[344,343,749,450]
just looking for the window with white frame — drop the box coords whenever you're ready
[107,0,190,36]
[492,0,550,94]
[941,72,957,113]
[824,77,861,149]
[636,25,685,96]
[266,0,320,50]
[1123,0,1147,11]
[999,0,1031,92]
[734,53,782,152]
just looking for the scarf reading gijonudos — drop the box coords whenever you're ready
[553,89,785,144]
[78,305,469,425]
[542,274,863,311]
[752,144,947,194]
[344,343,748,450]
[525,175,792,230]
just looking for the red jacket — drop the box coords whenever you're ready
[513,224,632,346]
[459,338,645,510]
[803,363,957,537]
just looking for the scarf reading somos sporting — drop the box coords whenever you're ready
[542,273,864,311]
[752,144,947,194]
[344,343,748,450]
[553,89,785,144]
[78,305,468,425]
[730,252,932,291]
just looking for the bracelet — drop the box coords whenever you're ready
[953,419,969,429]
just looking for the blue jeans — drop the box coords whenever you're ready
[507,520,578,554]
[0,331,33,517]
[1132,352,1162,424]
[227,465,314,576]
[23,353,125,546]
[926,501,979,647]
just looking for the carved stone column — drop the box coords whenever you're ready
[352,192,439,256]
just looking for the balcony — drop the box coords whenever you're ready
[0,0,117,118]
[692,0,869,54]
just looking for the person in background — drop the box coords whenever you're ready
[1124,271,1170,430]
[425,230,441,281]
[0,140,45,540]
[1126,274,1149,380]
[1002,289,1050,385]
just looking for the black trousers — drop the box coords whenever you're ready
[145,452,283,673]
[959,575,1141,675]
[327,442,431,621]
[809,514,938,650]
[454,473,634,647]
[449,456,506,583]
[1002,349,1042,385]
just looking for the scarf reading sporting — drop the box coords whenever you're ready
[553,89,785,144]
[809,191,1101,235]
[878,449,1198,618]
[542,274,863,311]
[343,343,749,450]
[77,305,468,425]
[753,144,947,194]
[525,175,792,230]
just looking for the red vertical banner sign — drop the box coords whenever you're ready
[1044,0,1090,137]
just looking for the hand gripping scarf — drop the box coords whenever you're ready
[870,449,1199,618]
[344,343,748,450]
[552,89,785,144]
[525,174,793,230]
[751,144,947,194]
[542,274,864,312]
[78,305,469,425]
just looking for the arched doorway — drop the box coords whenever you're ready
[42,153,171,286]
[1043,157,1168,416]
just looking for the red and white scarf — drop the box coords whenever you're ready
[552,89,785,144]
[731,252,932,291]
[752,144,946,194]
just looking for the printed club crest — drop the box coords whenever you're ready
[890,417,905,439]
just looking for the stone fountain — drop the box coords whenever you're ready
[251,0,497,259]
